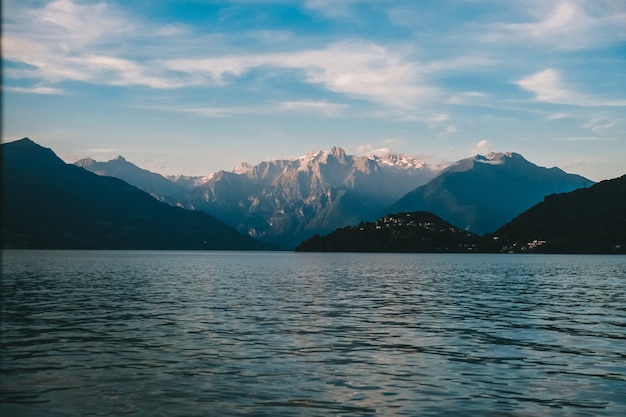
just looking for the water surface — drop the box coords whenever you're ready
[1,251,625,416]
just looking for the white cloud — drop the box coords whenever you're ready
[515,69,573,103]
[483,0,626,50]
[31,0,133,46]
[515,69,626,107]
[4,86,66,95]
[159,41,437,107]
[269,42,436,107]
[4,0,437,108]
[582,115,620,134]
[471,139,493,155]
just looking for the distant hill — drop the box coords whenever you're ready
[74,155,189,205]
[487,174,626,254]
[295,211,480,253]
[387,152,594,235]
[1,138,276,250]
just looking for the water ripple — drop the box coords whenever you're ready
[1,251,625,416]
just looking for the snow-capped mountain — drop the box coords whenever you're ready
[72,147,595,249]
[387,152,595,235]
[187,146,437,248]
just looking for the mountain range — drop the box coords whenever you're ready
[1,136,603,250]
[2,138,275,250]
[297,174,626,254]
[76,146,437,248]
[74,146,594,248]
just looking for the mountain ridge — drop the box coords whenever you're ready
[70,142,594,248]
[387,152,594,235]
[76,146,437,248]
[2,138,276,250]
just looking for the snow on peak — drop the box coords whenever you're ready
[367,149,426,170]
[475,152,514,165]
[198,172,216,184]
[297,150,325,171]
[233,162,253,174]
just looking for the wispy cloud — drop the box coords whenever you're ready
[582,115,620,134]
[483,0,626,50]
[4,85,66,95]
[515,69,626,107]
[3,1,438,108]
[159,41,440,107]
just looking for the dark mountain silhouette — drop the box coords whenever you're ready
[295,211,480,252]
[387,152,594,235]
[486,174,626,253]
[297,174,626,254]
[1,138,276,250]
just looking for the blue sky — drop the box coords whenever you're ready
[3,0,626,181]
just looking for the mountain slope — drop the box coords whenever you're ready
[387,152,594,235]
[2,138,275,250]
[74,156,189,205]
[187,146,436,248]
[488,174,626,253]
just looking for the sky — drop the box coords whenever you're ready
[2,0,626,181]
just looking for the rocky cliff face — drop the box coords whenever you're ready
[187,147,436,248]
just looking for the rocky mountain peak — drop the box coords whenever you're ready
[74,157,97,167]
[233,162,253,174]
[329,146,347,161]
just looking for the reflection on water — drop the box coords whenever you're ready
[1,251,625,416]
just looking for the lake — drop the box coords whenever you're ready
[1,250,625,416]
